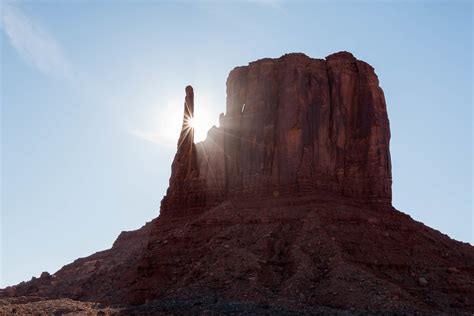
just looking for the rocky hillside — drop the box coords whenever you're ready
[1,52,473,314]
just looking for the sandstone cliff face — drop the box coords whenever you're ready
[3,52,473,314]
[162,52,391,214]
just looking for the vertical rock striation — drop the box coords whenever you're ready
[162,52,392,215]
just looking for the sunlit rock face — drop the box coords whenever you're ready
[162,52,392,214]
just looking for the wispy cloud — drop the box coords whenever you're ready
[129,128,175,147]
[128,97,183,147]
[0,1,72,78]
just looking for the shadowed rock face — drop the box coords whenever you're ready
[166,85,198,206]
[2,52,474,314]
[162,52,392,215]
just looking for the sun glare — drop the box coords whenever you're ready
[187,109,215,142]
[134,93,219,146]
[188,117,196,129]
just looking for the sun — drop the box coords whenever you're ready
[187,117,196,129]
[134,94,219,147]
[183,105,216,143]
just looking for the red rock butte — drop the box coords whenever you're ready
[1,52,473,314]
[163,52,392,215]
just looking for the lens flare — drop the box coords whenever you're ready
[131,94,219,146]
[187,117,196,129]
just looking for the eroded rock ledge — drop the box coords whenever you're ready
[162,52,392,214]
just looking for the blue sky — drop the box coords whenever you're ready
[1,0,472,287]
